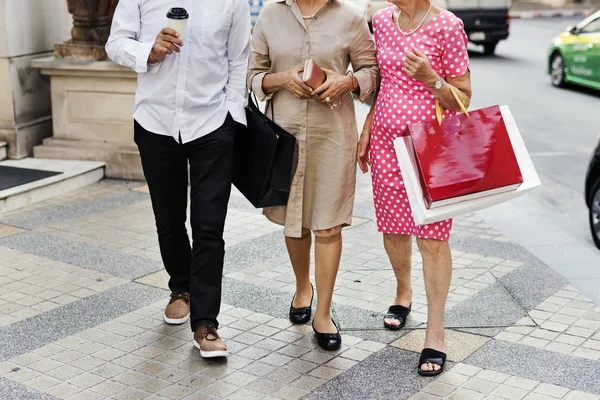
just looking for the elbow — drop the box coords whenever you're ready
[105,41,115,62]
[462,94,472,110]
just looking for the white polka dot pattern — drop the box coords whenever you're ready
[369,8,470,240]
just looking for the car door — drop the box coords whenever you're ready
[577,16,600,84]
[567,15,600,84]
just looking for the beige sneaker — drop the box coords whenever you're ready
[194,324,228,358]
[163,292,190,325]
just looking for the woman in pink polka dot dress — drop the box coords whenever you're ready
[357,0,472,376]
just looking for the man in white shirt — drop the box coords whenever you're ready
[106,0,250,358]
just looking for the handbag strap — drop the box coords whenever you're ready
[248,91,276,124]
[435,86,469,124]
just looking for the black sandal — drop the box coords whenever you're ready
[383,303,412,330]
[418,348,447,377]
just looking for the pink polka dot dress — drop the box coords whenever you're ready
[370,7,470,241]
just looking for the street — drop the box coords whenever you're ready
[472,17,599,241]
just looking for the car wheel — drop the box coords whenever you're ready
[589,180,600,249]
[551,52,566,87]
[483,42,497,56]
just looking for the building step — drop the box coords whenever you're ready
[0,158,105,214]
[0,142,6,161]
[34,138,143,180]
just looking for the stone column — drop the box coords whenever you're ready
[0,0,72,159]
[54,0,119,61]
[32,0,144,180]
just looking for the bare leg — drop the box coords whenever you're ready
[383,234,414,327]
[285,229,313,308]
[416,238,452,372]
[313,226,343,334]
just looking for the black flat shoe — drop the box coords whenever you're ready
[418,348,447,377]
[383,303,412,330]
[313,319,342,351]
[289,284,314,325]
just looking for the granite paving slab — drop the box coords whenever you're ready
[0,377,56,400]
[1,190,149,230]
[0,246,128,327]
[0,223,24,238]
[445,282,528,328]
[410,362,600,400]
[0,301,385,400]
[498,262,568,312]
[0,232,164,279]
[495,284,600,360]
[0,283,166,362]
[465,339,600,395]
[304,346,453,400]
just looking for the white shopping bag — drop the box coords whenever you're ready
[393,105,541,226]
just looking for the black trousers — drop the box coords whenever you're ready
[134,116,235,331]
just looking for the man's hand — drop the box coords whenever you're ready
[148,28,183,64]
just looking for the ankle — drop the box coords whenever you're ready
[394,289,413,305]
[313,310,332,324]
[425,329,445,346]
[295,281,313,296]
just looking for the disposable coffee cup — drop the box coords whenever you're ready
[167,7,189,40]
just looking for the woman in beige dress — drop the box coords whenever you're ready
[247,0,379,350]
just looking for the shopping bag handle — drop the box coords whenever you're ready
[435,86,469,124]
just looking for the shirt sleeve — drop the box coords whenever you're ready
[226,0,252,126]
[105,0,161,75]
[441,17,470,78]
[246,12,273,103]
[349,12,380,103]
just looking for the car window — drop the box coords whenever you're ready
[581,18,600,34]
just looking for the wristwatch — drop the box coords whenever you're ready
[430,79,444,90]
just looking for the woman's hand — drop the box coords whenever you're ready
[281,67,314,100]
[403,48,439,86]
[357,128,371,174]
[312,69,353,108]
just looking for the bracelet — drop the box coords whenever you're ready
[346,70,358,92]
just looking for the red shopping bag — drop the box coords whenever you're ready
[404,88,524,209]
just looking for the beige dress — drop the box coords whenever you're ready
[247,0,379,238]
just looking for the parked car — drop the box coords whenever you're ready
[548,10,600,90]
[446,0,511,55]
[586,138,600,249]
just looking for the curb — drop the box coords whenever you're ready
[509,8,594,19]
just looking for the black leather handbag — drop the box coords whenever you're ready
[233,94,296,208]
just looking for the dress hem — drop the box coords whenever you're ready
[265,214,353,238]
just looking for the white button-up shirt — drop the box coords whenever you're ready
[106,0,251,143]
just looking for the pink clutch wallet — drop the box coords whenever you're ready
[303,59,326,89]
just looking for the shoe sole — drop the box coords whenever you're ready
[193,340,228,358]
[163,313,190,325]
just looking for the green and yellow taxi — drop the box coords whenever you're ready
[548,10,600,90]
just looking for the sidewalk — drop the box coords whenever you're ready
[0,170,599,400]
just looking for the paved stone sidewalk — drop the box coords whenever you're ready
[0,174,599,399]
